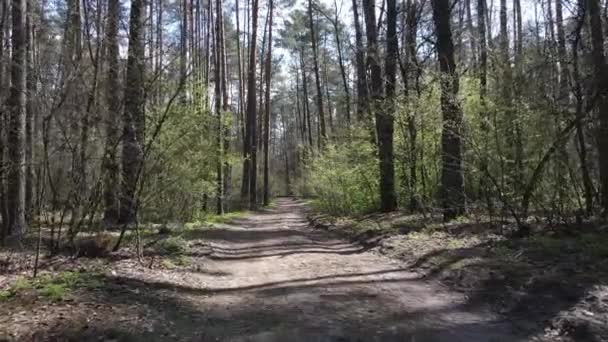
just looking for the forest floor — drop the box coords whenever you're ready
[310,206,608,342]
[0,198,605,341]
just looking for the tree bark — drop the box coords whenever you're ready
[103,0,121,226]
[308,0,326,144]
[263,0,273,207]
[351,0,368,122]
[379,0,398,212]
[431,0,466,220]
[119,0,145,224]
[6,0,28,237]
[585,0,608,214]
[242,0,259,210]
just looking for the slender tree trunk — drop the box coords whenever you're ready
[331,7,351,124]
[25,0,35,222]
[571,7,594,214]
[243,0,259,210]
[103,0,121,226]
[0,0,7,236]
[586,0,608,214]
[405,0,418,211]
[431,0,466,220]
[214,0,224,215]
[351,0,368,122]
[308,0,326,144]
[263,0,273,206]
[379,0,398,212]
[300,50,313,147]
[119,0,145,225]
[6,0,28,237]
[478,0,491,206]
[235,0,245,144]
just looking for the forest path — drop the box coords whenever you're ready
[138,197,522,341]
[14,198,529,341]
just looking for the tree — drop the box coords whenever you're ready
[585,0,608,215]
[263,0,274,207]
[431,0,466,220]
[351,0,368,122]
[308,0,326,144]
[120,0,146,225]
[103,0,121,226]
[242,0,260,210]
[379,0,398,212]
[214,0,225,215]
[6,0,28,237]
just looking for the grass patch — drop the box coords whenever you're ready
[204,211,248,225]
[160,255,192,269]
[1,271,103,302]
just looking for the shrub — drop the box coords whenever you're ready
[297,136,379,216]
[155,236,188,255]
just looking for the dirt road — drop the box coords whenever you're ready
[143,197,522,341]
[4,198,526,341]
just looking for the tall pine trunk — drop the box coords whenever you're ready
[263,0,273,207]
[6,0,28,237]
[308,0,326,144]
[242,0,259,210]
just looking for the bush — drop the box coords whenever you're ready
[297,136,379,216]
[155,236,188,255]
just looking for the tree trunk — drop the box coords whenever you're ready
[351,0,368,122]
[263,0,273,207]
[6,0,28,237]
[25,0,35,222]
[0,0,7,236]
[431,0,466,220]
[243,0,259,210]
[405,0,419,211]
[214,0,224,215]
[379,0,398,212]
[478,0,490,206]
[586,0,608,214]
[308,0,326,144]
[119,0,145,225]
[331,6,351,124]
[103,0,121,226]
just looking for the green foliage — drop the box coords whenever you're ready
[1,271,103,302]
[297,134,379,216]
[40,283,69,301]
[155,236,189,255]
[141,81,237,222]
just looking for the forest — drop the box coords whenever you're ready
[1,0,608,340]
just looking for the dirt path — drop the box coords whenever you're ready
[3,198,526,341]
[138,197,522,341]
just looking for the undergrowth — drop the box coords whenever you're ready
[0,271,103,302]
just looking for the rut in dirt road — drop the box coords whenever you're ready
[154,197,524,342]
